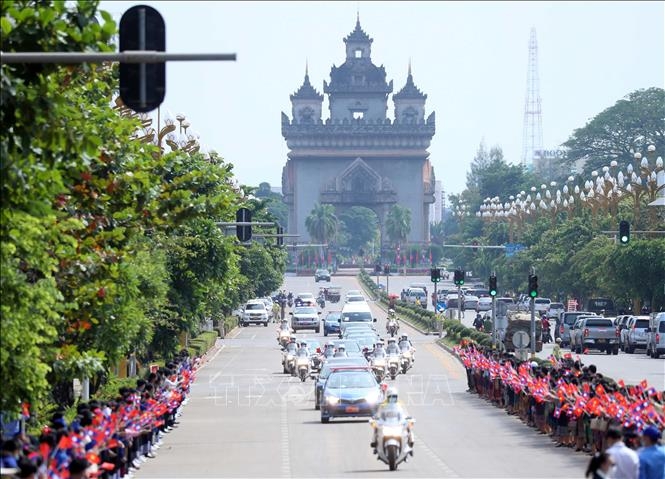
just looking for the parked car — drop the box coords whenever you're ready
[290,306,321,333]
[646,312,665,359]
[547,302,565,319]
[622,316,650,353]
[534,298,552,314]
[558,311,597,346]
[476,297,492,312]
[315,268,331,282]
[240,300,270,327]
[570,316,619,355]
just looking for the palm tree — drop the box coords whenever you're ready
[305,203,338,244]
[385,204,411,247]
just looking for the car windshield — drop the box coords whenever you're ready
[319,360,366,378]
[535,299,550,304]
[326,371,376,389]
[342,312,372,322]
[551,303,564,309]
[347,296,365,302]
[294,307,317,314]
[634,320,649,328]
[246,303,264,310]
[585,319,613,327]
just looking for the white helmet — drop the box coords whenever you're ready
[386,387,399,403]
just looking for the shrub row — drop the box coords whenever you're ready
[187,331,219,357]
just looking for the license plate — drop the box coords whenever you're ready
[597,339,606,343]
[345,406,359,413]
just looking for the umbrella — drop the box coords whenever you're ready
[388,293,399,299]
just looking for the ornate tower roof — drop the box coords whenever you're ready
[393,63,427,101]
[290,65,323,101]
[344,14,373,45]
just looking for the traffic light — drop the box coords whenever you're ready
[489,275,497,297]
[374,264,381,274]
[276,225,284,247]
[619,220,630,245]
[528,274,538,298]
[383,265,390,275]
[454,269,465,286]
[235,207,252,242]
[119,5,166,112]
[431,268,441,283]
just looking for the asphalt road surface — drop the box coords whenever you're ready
[137,274,597,478]
[383,275,665,389]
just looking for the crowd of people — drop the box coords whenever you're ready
[456,342,665,478]
[1,350,199,479]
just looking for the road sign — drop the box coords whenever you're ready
[512,331,530,349]
[119,5,166,112]
[504,243,525,258]
[236,208,252,242]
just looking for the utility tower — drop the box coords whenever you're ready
[521,27,543,169]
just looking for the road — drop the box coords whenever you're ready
[382,274,665,389]
[138,274,592,478]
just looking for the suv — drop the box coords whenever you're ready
[241,300,270,327]
[534,298,551,314]
[570,317,619,355]
[547,302,565,319]
[622,316,650,353]
[315,269,331,282]
[558,311,596,346]
[290,306,321,333]
[646,313,665,359]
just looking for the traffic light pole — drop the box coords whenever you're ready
[457,284,462,321]
[491,295,497,348]
[530,297,536,357]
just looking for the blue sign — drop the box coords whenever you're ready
[504,243,526,258]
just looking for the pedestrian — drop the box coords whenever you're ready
[637,426,665,479]
[605,426,639,479]
[586,452,614,478]
[553,337,563,360]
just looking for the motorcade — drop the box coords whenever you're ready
[281,341,298,374]
[340,322,376,338]
[558,311,597,346]
[533,298,552,314]
[646,312,665,358]
[622,315,650,353]
[294,292,316,307]
[476,297,492,312]
[295,348,311,381]
[240,300,270,327]
[314,357,368,410]
[586,298,616,317]
[290,306,321,333]
[323,311,342,336]
[320,367,383,423]
[370,410,415,471]
[327,339,364,358]
[569,316,619,354]
[547,302,565,319]
[315,268,332,282]
[341,302,375,325]
[323,285,342,303]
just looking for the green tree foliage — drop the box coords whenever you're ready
[563,88,665,175]
[385,205,411,247]
[338,206,378,253]
[305,203,338,244]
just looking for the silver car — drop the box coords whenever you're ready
[623,316,650,353]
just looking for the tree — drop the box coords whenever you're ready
[385,205,411,247]
[305,203,338,244]
[338,206,378,253]
[562,88,665,175]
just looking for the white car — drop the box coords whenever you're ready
[463,295,479,310]
[241,300,269,327]
[547,302,565,319]
[261,297,274,320]
[476,297,492,312]
[534,298,551,314]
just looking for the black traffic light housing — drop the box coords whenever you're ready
[528,274,538,298]
[431,268,441,283]
[276,225,284,247]
[489,275,497,296]
[619,220,630,245]
[374,264,381,274]
[384,265,390,275]
[454,269,465,286]
[235,207,252,242]
[119,5,166,112]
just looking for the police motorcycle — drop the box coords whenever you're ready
[294,343,311,382]
[276,320,292,348]
[386,309,399,337]
[281,338,298,374]
[310,345,324,372]
[317,292,326,309]
[369,388,415,471]
[370,342,388,382]
[321,343,336,360]
[385,339,401,380]
[398,335,415,374]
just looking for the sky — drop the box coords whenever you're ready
[101,1,664,196]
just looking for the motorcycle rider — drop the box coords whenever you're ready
[370,387,414,452]
[322,343,336,358]
[386,309,399,335]
[333,345,348,358]
[385,338,400,356]
[372,341,387,359]
[398,335,415,361]
[473,313,484,331]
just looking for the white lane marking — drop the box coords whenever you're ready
[280,400,291,477]
[251,334,256,340]
[414,432,460,477]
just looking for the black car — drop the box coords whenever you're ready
[315,269,331,282]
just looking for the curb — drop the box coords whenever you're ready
[436,338,465,366]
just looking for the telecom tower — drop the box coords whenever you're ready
[521,27,543,169]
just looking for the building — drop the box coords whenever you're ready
[429,180,443,224]
[281,17,436,250]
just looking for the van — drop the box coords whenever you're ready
[340,302,375,324]
[586,298,616,317]
[646,312,665,358]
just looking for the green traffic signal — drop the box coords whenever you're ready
[489,275,497,296]
[619,220,630,244]
[528,274,538,298]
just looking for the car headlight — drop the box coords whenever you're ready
[365,390,380,404]
[382,426,404,437]
[326,395,340,405]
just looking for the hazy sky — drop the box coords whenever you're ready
[101,1,664,196]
